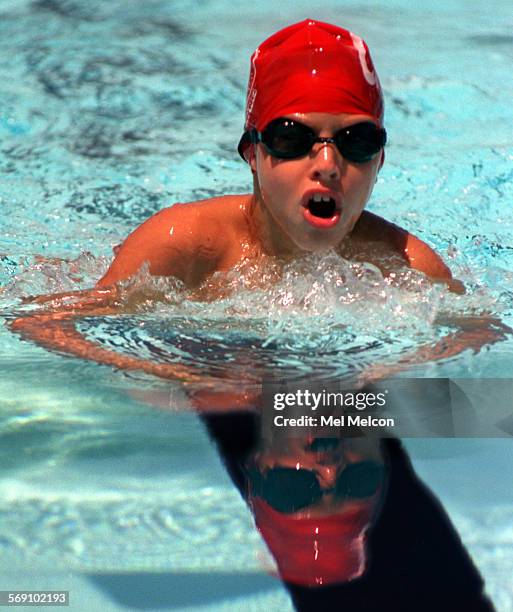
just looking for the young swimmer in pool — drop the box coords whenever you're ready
[96,20,453,292]
[8,19,501,610]
[11,18,506,382]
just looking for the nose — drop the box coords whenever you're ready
[306,437,341,453]
[310,141,341,182]
[315,464,341,490]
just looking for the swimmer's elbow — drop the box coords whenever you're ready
[96,249,190,287]
[446,277,466,294]
[403,234,464,291]
[96,205,201,287]
[96,257,141,287]
[428,268,465,295]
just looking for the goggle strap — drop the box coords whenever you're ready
[237,131,254,160]
[238,124,387,161]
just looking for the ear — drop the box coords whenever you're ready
[378,149,385,171]
[248,144,257,174]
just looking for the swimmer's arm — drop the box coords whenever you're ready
[8,204,229,383]
[17,201,228,311]
[10,301,260,410]
[98,203,226,288]
[8,287,206,384]
[353,211,465,293]
[431,313,511,356]
[8,205,258,397]
[418,313,509,359]
[352,214,510,375]
[361,314,511,382]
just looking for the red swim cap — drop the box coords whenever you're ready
[252,497,376,586]
[241,19,384,144]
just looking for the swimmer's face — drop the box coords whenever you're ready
[251,112,383,254]
[249,435,384,518]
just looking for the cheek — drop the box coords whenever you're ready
[348,164,379,204]
[257,159,296,206]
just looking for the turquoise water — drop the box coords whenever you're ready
[1,0,513,609]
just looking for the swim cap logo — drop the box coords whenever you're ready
[349,33,377,86]
[246,48,260,127]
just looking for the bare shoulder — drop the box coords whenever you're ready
[98,194,252,287]
[348,211,461,288]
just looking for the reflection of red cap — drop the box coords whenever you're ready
[251,497,375,586]
[243,19,384,133]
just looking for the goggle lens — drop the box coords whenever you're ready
[334,122,386,163]
[249,118,386,163]
[249,461,384,514]
[261,119,316,159]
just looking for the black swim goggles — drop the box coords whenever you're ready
[238,117,386,163]
[247,460,384,514]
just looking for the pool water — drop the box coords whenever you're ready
[1,0,513,609]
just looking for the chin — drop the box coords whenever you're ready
[301,230,349,253]
[294,238,342,253]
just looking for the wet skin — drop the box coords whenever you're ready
[16,110,506,393]
[249,112,383,255]
[98,112,454,290]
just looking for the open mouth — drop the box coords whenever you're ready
[307,196,337,219]
[302,193,341,229]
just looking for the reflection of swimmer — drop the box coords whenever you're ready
[246,436,386,586]
[8,19,501,611]
[10,18,508,377]
[202,413,495,611]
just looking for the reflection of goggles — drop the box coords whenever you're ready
[247,461,384,514]
[238,117,386,162]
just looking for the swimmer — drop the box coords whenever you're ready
[7,20,501,609]
[10,18,508,385]
[88,20,454,291]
